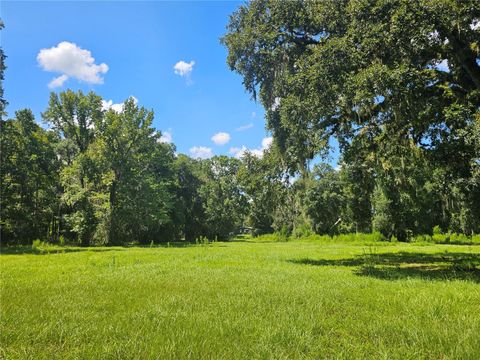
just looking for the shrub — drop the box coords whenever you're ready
[291,223,313,239]
[32,239,42,250]
[433,225,442,235]
[196,236,210,245]
[275,225,290,242]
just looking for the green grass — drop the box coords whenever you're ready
[1,237,480,359]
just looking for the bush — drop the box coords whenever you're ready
[411,232,480,245]
[196,236,210,245]
[275,225,290,242]
[32,239,42,250]
[291,223,313,239]
[433,225,442,235]
[31,239,57,253]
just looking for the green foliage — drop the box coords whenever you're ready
[4,0,480,248]
[433,225,443,235]
[223,0,480,239]
[274,225,290,242]
[0,20,7,119]
[199,156,247,240]
[0,110,60,244]
[195,235,210,245]
[412,232,480,245]
[297,232,386,244]
[95,98,176,245]
[304,164,345,235]
[237,149,287,236]
[174,154,206,241]
[291,222,313,239]
[31,239,41,250]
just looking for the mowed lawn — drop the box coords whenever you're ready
[1,238,480,359]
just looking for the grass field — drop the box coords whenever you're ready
[1,237,480,359]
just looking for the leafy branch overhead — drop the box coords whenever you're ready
[222,0,480,170]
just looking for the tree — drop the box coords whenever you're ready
[223,0,480,238]
[174,154,207,241]
[0,20,7,119]
[304,164,346,235]
[223,0,479,158]
[237,149,289,235]
[43,90,104,245]
[0,110,60,244]
[200,156,247,240]
[95,98,175,244]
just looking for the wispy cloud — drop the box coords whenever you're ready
[236,123,254,132]
[48,74,68,89]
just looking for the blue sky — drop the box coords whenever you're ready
[2,1,272,158]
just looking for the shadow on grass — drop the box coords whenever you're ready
[229,239,278,244]
[0,241,207,256]
[289,251,480,282]
[0,246,127,256]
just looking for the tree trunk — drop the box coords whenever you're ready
[447,31,480,90]
[108,170,120,245]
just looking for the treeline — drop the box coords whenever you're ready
[221,0,480,241]
[2,0,480,245]
[0,91,247,245]
[0,89,479,246]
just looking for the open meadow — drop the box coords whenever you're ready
[2,1,480,359]
[1,237,480,359]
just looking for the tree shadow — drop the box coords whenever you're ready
[0,246,127,256]
[289,251,480,283]
[0,241,230,256]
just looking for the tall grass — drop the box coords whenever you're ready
[1,237,479,359]
[255,232,480,245]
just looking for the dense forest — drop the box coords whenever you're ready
[1,0,479,246]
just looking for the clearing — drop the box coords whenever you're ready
[1,237,479,359]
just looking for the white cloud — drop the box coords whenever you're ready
[211,132,231,145]
[37,41,108,87]
[174,60,195,77]
[229,146,248,158]
[159,130,173,144]
[251,149,264,157]
[262,136,273,149]
[190,146,213,159]
[101,96,138,113]
[229,136,273,159]
[229,146,263,158]
[101,100,123,113]
[251,112,256,118]
[236,123,254,131]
